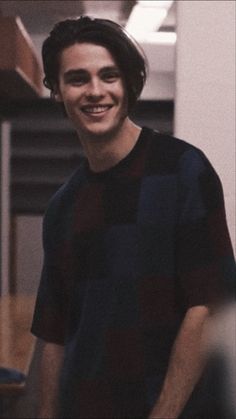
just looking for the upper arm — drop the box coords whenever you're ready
[176,149,235,311]
[31,199,70,345]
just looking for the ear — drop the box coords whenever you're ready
[52,84,63,102]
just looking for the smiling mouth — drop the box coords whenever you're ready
[81,105,113,115]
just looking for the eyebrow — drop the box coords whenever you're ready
[63,66,120,80]
[63,69,86,81]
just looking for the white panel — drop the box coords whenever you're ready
[0,122,11,295]
[15,215,43,295]
[175,0,236,252]
[141,71,174,100]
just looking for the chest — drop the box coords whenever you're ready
[61,175,179,281]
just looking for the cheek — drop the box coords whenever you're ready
[120,88,129,115]
[62,89,78,103]
[119,81,128,111]
[58,82,81,101]
[61,97,78,120]
[111,78,126,99]
[62,93,81,117]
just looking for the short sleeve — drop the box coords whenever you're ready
[31,203,71,345]
[176,149,235,310]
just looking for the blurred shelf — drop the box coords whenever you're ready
[0,295,36,394]
[0,17,43,100]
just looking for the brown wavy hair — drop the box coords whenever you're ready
[42,16,148,112]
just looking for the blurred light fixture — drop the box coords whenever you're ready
[144,32,176,45]
[125,0,174,42]
[138,1,173,7]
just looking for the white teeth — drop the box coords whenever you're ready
[82,105,111,114]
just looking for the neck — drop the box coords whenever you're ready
[77,118,142,173]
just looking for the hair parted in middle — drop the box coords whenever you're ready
[42,16,148,112]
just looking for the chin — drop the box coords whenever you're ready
[80,122,123,140]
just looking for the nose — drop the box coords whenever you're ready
[86,77,105,100]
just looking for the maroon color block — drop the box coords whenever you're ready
[74,182,105,232]
[208,206,233,258]
[138,276,178,326]
[105,327,145,380]
[73,379,114,418]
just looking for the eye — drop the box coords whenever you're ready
[64,72,89,86]
[67,76,88,86]
[102,71,121,83]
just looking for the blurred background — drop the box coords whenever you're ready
[0,0,235,296]
[0,1,235,417]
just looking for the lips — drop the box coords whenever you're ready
[81,104,113,114]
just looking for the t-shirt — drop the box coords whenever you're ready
[32,127,235,418]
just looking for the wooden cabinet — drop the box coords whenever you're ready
[0,295,36,393]
[0,16,43,99]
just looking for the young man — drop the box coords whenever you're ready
[31,17,235,418]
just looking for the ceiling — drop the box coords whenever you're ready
[0,1,136,33]
[0,0,175,35]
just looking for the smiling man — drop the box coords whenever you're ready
[31,17,235,419]
[54,41,140,172]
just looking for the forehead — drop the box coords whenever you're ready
[58,42,118,74]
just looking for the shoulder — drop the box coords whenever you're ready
[143,127,219,180]
[143,127,224,210]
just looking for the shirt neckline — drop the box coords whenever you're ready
[84,127,149,180]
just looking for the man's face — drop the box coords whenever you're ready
[55,42,128,139]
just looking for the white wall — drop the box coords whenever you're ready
[0,122,11,295]
[175,0,235,253]
[15,215,43,294]
[140,39,175,100]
